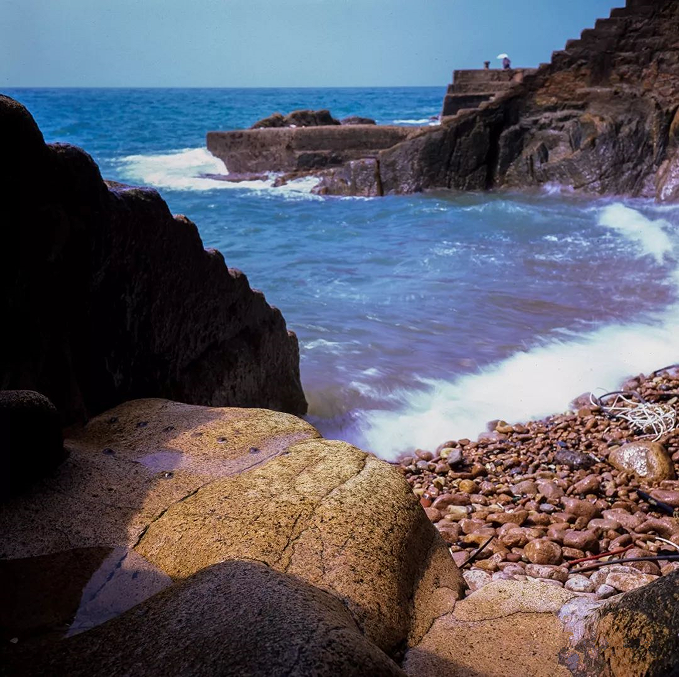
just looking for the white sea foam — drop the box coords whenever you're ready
[598,203,673,265]
[392,118,437,125]
[115,147,320,197]
[359,204,679,459]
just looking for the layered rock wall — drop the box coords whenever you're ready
[0,95,307,423]
[334,0,679,200]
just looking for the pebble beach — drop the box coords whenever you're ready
[399,365,679,597]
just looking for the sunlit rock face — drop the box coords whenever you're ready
[0,399,463,675]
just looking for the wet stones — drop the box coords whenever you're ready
[524,539,562,565]
[609,441,676,482]
[401,368,679,594]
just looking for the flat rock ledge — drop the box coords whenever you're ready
[2,399,677,675]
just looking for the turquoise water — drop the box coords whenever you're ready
[6,87,679,458]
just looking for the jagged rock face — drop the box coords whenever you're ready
[251,108,341,128]
[375,0,679,200]
[0,95,307,424]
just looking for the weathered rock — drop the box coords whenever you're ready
[554,448,596,470]
[208,125,415,175]
[563,570,679,676]
[0,390,66,496]
[0,399,464,659]
[609,441,676,482]
[314,158,383,197]
[404,580,575,676]
[562,529,599,553]
[565,574,595,593]
[0,546,172,646]
[375,0,679,201]
[650,488,679,507]
[606,571,659,593]
[2,561,406,677]
[341,116,377,125]
[252,109,341,129]
[0,95,307,425]
[463,569,492,591]
[562,497,599,521]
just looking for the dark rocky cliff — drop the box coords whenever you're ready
[0,95,307,423]
[337,0,679,200]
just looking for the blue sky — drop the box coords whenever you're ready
[2,0,620,87]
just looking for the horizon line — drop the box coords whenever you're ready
[2,84,447,90]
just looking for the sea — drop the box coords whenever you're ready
[7,87,679,460]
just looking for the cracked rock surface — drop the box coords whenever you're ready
[0,398,464,673]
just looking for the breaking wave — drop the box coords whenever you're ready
[354,204,679,460]
[114,147,320,197]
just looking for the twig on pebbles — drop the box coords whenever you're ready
[571,555,679,574]
[460,535,495,569]
[653,536,679,553]
[565,545,634,568]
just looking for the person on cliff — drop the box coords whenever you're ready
[502,56,511,70]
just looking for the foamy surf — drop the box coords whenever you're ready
[392,118,440,125]
[115,147,321,197]
[357,204,679,460]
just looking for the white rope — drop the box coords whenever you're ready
[590,391,677,442]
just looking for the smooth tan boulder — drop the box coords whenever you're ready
[3,561,407,677]
[0,399,320,559]
[0,398,464,660]
[404,580,576,677]
[608,441,675,482]
[135,438,464,654]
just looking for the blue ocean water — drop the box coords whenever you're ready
[7,87,679,458]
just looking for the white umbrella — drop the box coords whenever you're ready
[496,53,509,59]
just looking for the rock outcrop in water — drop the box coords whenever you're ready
[0,94,307,425]
[208,124,416,174]
[324,0,679,200]
[252,108,341,128]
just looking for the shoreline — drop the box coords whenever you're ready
[398,365,679,595]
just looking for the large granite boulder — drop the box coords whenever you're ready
[0,95,306,426]
[0,390,67,497]
[252,109,341,128]
[0,399,465,666]
[4,561,406,677]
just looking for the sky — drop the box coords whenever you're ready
[1,0,620,88]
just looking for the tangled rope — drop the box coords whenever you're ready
[590,390,677,441]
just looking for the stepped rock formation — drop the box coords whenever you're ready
[325,0,679,199]
[0,95,306,424]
